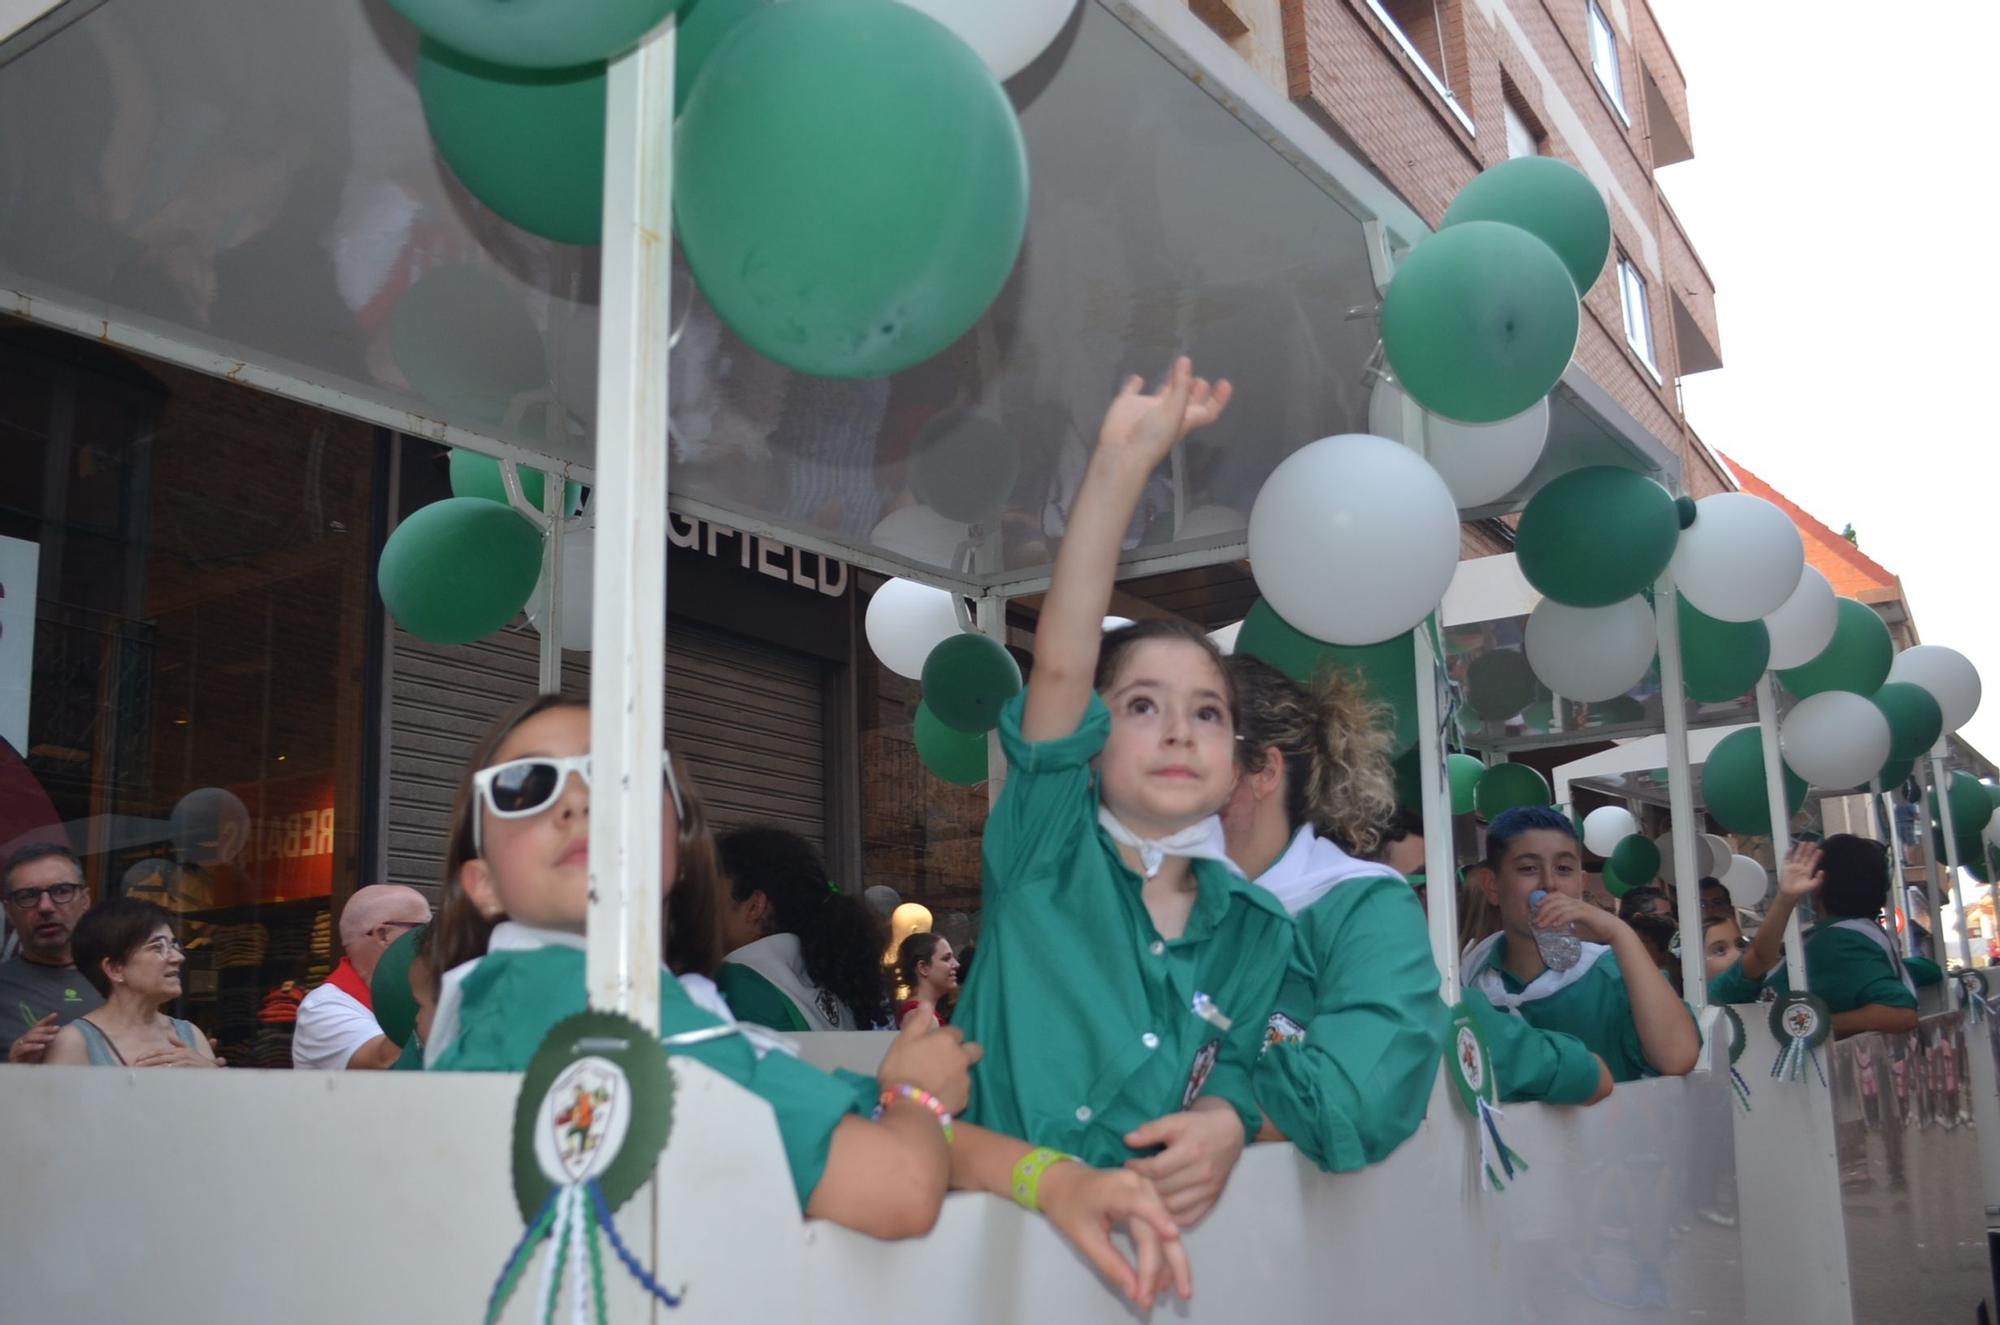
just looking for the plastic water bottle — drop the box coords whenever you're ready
[1529,889,1581,972]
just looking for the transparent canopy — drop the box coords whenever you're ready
[0,0,1678,595]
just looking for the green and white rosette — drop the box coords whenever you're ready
[487,1012,680,1325]
[1445,1001,1526,1192]
[1705,1002,1752,1113]
[1956,967,1993,1023]
[1768,992,1831,1087]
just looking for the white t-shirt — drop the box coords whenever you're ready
[291,983,384,1070]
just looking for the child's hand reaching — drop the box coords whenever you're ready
[1122,1097,1247,1227]
[1532,891,1622,946]
[877,1020,982,1116]
[1095,356,1233,471]
[1778,841,1824,899]
[1039,1163,1193,1309]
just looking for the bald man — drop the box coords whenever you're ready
[293,884,430,1070]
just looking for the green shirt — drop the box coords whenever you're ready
[1706,920,1920,1014]
[954,693,1294,1166]
[1252,871,1448,1172]
[431,945,863,1210]
[1466,939,1680,1084]
[716,964,811,1033]
[1462,989,1605,1104]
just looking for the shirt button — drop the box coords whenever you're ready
[1075,1105,1093,1123]
[1142,1033,1160,1049]
[1150,941,1165,956]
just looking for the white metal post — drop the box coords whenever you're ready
[1753,675,1808,989]
[1653,572,1710,1011]
[978,594,1008,808]
[537,467,566,693]
[1873,782,1915,960]
[586,23,676,1032]
[1915,759,1953,1004]
[1931,746,1976,973]
[1413,620,1459,1005]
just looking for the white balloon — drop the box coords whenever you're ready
[1780,689,1893,789]
[1762,565,1838,670]
[1582,805,1638,858]
[865,578,962,680]
[892,0,1077,80]
[1887,644,1983,735]
[527,527,595,652]
[870,504,968,567]
[1524,596,1655,702]
[1247,434,1461,646]
[1655,831,1680,887]
[1985,805,2000,849]
[1700,834,1732,879]
[1722,853,1769,910]
[1368,375,1549,508]
[1671,492,1806,623]
[1209,620,1243,655]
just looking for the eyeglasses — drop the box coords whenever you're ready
[137,936,185,959]
[3,882,85,910]
[469,752,684,854]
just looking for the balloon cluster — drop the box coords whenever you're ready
[864,579,1023,784]
[394,0,1070,380]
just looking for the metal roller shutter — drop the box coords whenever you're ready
[385,621,824,897]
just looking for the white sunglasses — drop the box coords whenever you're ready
[470,752,685,854]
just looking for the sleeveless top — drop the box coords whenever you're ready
[72,1016,203,1066]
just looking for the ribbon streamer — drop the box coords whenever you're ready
[1729,1066,1753,1114]
[488,1178,683,1322]
[1475,1098,1529,1192]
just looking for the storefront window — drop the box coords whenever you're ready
[1,324,378,1066]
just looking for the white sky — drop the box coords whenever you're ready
[1654,3,2000,767]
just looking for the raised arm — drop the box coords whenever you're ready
[1022,358,1233,742]
[1742,842,1822,982]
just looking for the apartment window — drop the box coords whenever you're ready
[1587,1,1626,115]
[1617,256,1658,373]
[1504,100,1539,159]
[1367,1,1473,131]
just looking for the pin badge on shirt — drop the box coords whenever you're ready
[1191,992,1233,1033]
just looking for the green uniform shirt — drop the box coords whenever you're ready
[716,963,811,1033]
[954,692,1294,1166]
[431,945,863,1210]
[1462,988,1605,1105]
[1706,920,1920,1014]
[1251,872,1448,1172]
[1466,939,1680,1084]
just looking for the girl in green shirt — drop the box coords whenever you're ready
[955,358,1294,1231]
[425,695,1188,1305]
[1217,656,1449,1171]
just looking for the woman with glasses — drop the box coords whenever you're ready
[44,897,217,1067]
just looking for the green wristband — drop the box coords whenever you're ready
[1010,1147,1077,1213]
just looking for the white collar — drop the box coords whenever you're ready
[1253,824,1399,916]
[1462,930,1611,1012]
[1098,808,1243,880]
[721,933,857,1031]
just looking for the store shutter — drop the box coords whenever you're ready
[385,621,824,897]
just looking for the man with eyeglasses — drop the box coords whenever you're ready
[293,884,431,1071]
[0,842,102,1063]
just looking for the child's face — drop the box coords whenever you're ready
[460,706,683,933]
[1481,828,1584,936]
[1097,639,1239,837]
[1703,920,1745,979]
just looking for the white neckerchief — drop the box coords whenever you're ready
[424,921,797,1067]
[1829,918,1917,1000]
[1098,808,1243,881]
[1253,824,1399,916]
[1462,930,1611,1013]
[721,932,857,1031]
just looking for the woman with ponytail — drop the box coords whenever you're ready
[894,931,960,1030]
[717,826,895,1031]
[1219,656,1449,1172]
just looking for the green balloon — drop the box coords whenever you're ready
[1929,771,1991,841]
[1235,601,1418,754]
[418,41,606,245]
[909,412,1020,524]
[370,925,427,1048]
[1776,598,1893,699]
[388,0,690,71]
[1592,695,1647,726]
[1601,856,1634,898]
[389,266,548,427]
[1442,157,1612,295]
[1474,763,1551,819]
[1380,220,1580,424]
[1701,726,1807,835]
[920,633,1022,735]
[450,450,549,511]
[1875,756,1914,790]
[675,0,772,115]
[379,497,545,644]
[914,702,987,786]
[1467,650,1536,721]
[1448,753,1486,816]
[1873,682,1944,762]
[1678,595,1769,703]
[1610,834,1662,886]
[1515,467,1679,607]
[676,0,1029,378]
[1988,781,2000,816]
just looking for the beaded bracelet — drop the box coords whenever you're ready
[1010,1147,1077,1213]
[873,1084,954,1144]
